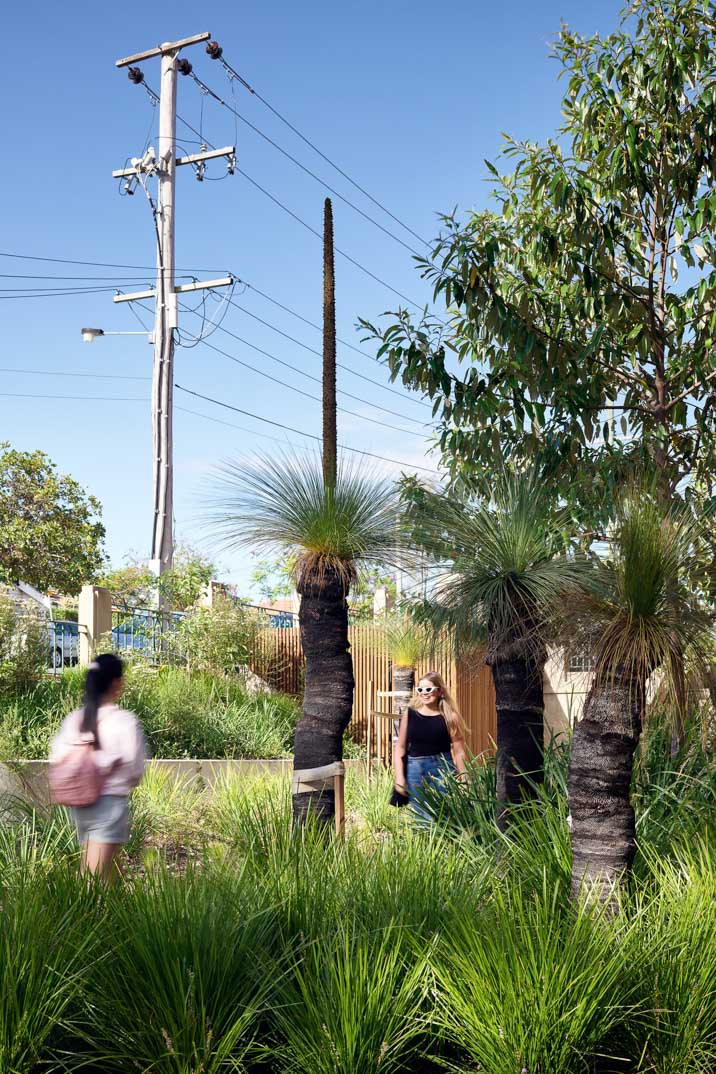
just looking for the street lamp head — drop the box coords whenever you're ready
[81,327,105,343]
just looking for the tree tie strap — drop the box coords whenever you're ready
[292,761,345,795]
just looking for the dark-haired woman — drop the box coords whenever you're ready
[50,654,145,879]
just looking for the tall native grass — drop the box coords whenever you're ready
[81,864,281,1073]
[273,929,431,1074]
[0,725,714,1073]
[0,863,103,1073]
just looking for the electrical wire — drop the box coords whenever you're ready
[0,251,227,273]
[0,254,407,368]
[190,72,422,257]
[208,50,431,249]
[180,298,423,420]
[233,278,387,363]
[127,295,424,438]
[175,384,439,473]
[0,392,145,402]
[218,292,430,408]
[0,287,126,300]
[167,107,435,316]
[237,169,431,314]
[179,330,423,437]
[0,368,149,380]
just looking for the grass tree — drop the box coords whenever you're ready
[208,453,404,824]
[381,614,433,710]
[568,497,711,902]
[404,469,587,825]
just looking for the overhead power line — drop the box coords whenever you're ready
[0,250,226,273]
[0,287,127,300]
[180,330,423,438]
[130,296,425,439]
[205,45,431,249]
[218,292,430,409]
[189,72,422,257]
[167,106,434,316]
[0,392,145,402]
[0,367,149,380]
[181,297,424,416]
[238,169,431,314]
[175,384,439,473]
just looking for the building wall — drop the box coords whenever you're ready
[543,650,592,741]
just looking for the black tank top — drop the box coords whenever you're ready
[406,707,452,757]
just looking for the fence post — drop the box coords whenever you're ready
[78,585,112,666]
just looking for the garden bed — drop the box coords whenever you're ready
[0,744,714,1073]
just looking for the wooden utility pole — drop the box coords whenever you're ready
[112,33,234,583]
[322,198,337,487]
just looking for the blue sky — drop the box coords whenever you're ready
[1,0,623,595]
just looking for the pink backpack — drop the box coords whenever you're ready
[49,740,103,807]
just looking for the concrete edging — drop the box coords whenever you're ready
[0,758,365,809]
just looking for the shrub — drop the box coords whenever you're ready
[0,665,301,760]
[169,597,265,677]
[0,596,48,696]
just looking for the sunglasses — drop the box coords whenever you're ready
[416,686,438,693]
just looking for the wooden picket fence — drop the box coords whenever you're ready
[251,625,497,764]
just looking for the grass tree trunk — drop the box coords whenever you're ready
[489,648,545,828]
[568,670,642,903]
[392,664,415,715]
[293,566,355,825]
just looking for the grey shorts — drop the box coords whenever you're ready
[71,794,130,845]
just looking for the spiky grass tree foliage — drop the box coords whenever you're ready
[381,614,434,709]
[403,469,587,825]
[208,453,404,824]
[568,497,712,902]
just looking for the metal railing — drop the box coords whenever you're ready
[111,607,185,662]
[48,619,80,674]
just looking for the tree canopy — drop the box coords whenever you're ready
[365,0,716,519]
[0,443,105,595]
[99,544,217,612]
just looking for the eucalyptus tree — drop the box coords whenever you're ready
[568,497,712,902]
[403,469,588,825]
[364,0,716,520]
[207,453,405,824]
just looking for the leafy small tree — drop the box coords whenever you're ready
[100,544,217,612]
[0,443,104,595]
[365,0,716,518]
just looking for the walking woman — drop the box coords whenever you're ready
[393,671,468,823]
[50,654,145,880]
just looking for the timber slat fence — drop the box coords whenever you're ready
[251,625,497,764]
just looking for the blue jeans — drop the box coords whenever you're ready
[406,752,455,824]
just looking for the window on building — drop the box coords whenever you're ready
[567,650,596,674]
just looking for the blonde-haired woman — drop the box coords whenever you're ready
[394,671,467,822]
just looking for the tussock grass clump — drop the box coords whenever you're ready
[273,929,431,1074]
[82,864,281,1073]
[0,863,104,1072]
[431,881,636,1074]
